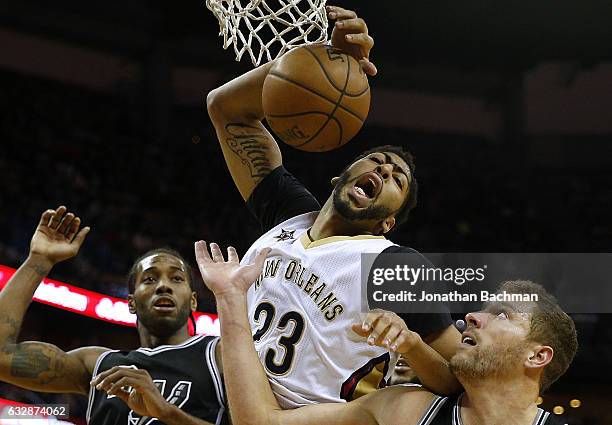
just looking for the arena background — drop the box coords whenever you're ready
[1,0,611,423]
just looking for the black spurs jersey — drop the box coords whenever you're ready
[87,335,225,425]
[419,394,568,425]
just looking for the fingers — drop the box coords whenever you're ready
[57,212,75,235]
[359,59,378,77]
[383,326,404,352]
[358,311,404,348]
[360,310,381,333]
[251,247,271,272]
[210,243,224,263]
[72,226,91,246]
[368,314,393,345]
[91,366,145,392]
[195,241,212,264]
[65,217,81,240]
[48,206,66,230]
[107,376,143,396]
[334,17,368,35]
[351,322,369,337]
[38,209,55,228]
[345,33,374,53]
[326,5,357,20]
[227,246,239,263]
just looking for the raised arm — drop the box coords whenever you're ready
[353,311,461,395]
[0,206,108,395]
[206,5,377,201]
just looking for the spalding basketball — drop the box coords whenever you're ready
[263,44,370,152]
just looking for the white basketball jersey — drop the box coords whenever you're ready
[242,212,398,408]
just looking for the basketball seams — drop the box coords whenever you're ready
[292,51,351,149]
[267,72,367,122]
[263,44,370,152]
[302,45,370,98]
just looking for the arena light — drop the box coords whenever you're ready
[0,265,219,335]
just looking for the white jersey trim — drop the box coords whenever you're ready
[135,335,204,356]
[205,336,226,425]
[86,349,119,423]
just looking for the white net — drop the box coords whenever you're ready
[206,0,329,66]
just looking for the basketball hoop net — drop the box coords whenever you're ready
[206,0,329,66]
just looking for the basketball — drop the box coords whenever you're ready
[262,44,371,152]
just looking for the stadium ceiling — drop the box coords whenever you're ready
[1,0,611,93]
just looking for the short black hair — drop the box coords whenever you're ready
[344,145,418,229]
[127,248,196,294]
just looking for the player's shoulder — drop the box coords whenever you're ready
[67,346,112,374]
[252,211,318,245]
[381,245,419,253]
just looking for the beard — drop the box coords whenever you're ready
[449,342,526,381]
[136,300,192,338]
[333,171,394,222]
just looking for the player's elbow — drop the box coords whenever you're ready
[206,87,225,121]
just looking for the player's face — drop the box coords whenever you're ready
[333,152,411,229]
[450,301,533,381]
[130,254,196,337]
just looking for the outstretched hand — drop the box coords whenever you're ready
[195,241,271,297]
[328,5,377,76]
[29,206,90,266]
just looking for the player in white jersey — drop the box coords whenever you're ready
[206,5,462,407]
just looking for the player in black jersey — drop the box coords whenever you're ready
[195,243,578,425]
[0,206,224,425]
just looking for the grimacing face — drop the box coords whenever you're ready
[128,253,197,338]
[450,301,534,380]
[332,151,412,231]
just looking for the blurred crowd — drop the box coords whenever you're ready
[2,70,610,301]
[1,69,611,423]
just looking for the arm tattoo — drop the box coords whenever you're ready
[225,123,273,182]
[1,315,68,384]
[25,262,50,277]
[10,343,66,384]
[0,316,19,351]
[11,346,51,378]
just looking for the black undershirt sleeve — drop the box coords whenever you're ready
[246,166,321,233]
[376,245,454,339]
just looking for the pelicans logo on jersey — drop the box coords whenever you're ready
[274,228,296,242]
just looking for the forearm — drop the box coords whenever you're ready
[217,293,282,425]
[0,255,52,349]
[401,338,461,395]
[207,62,282,200]
[158,404,214,425]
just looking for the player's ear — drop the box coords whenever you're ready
[524,345,554,370]
[331,176,340,186]
[377,216,396,235]
[191,292,198,312]
[127,294,137,314]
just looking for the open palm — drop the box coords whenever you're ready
[195,241,270,297]
[30,206,90,265]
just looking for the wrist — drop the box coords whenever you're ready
[215,290,249,303]
[24,254,54,276]
[397,331,424,355]
[156,401,179,423]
